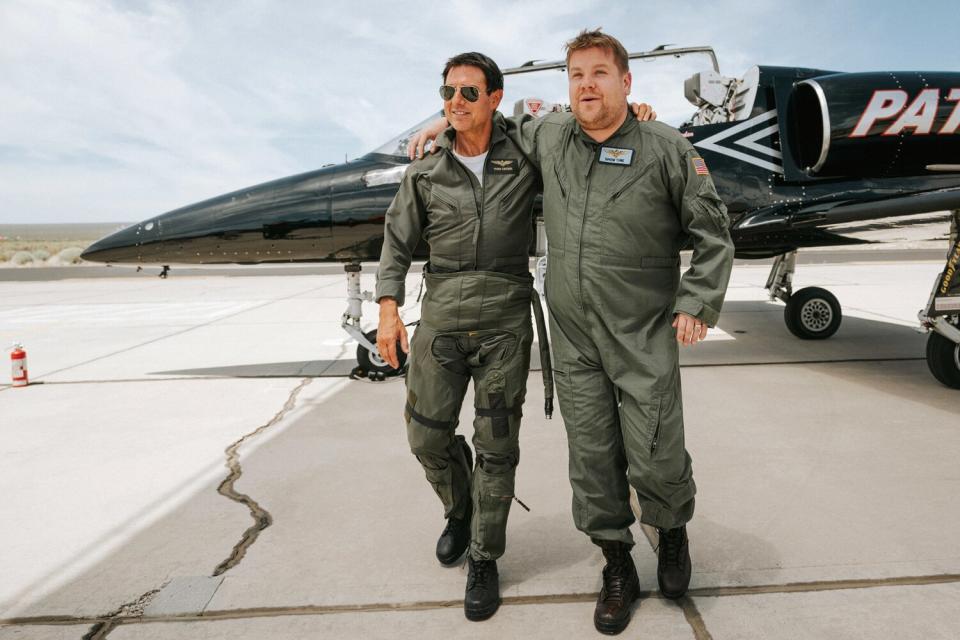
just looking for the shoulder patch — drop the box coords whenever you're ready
[692,157,710,175]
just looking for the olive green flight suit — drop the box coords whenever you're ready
[376,112,542,561]
[505,112,734,545]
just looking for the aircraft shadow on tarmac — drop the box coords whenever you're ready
[152,359,358,378]
[149,300,960,415]
[150,299,930,374]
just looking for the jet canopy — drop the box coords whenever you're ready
[370,112,444,158]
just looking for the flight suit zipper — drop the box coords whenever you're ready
[474,154,490,269]
[448,151,486,270]
[577,149,596,308]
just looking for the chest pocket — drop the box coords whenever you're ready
[542,159,570,251]
[601,159,677,262]
[496,166,536,222]
[607,158,656,204]
[424,185,464,250]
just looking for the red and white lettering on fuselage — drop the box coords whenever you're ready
[850,90,908,137]
[885,88,939,135]
[850,88,960,137]
[940,88,960,135]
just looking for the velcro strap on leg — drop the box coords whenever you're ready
[405,401,453,431]
[478,392,518,438]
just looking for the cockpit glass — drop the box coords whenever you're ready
[370,112,444,157]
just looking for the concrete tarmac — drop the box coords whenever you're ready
[2,256,959,639]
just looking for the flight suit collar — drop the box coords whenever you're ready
[572,105,636,146]
[435,111,508,153]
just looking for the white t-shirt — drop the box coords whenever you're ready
[452,149,488,186]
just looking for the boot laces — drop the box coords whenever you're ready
[468,559,491,590]
[602,563,631,603]
[659,528,685,567]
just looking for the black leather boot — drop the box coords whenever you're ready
[657,525,691,599]
[435,439,473,565]
[594,540,640,635]
[464,557,500,620]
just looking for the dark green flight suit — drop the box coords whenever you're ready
[505,111,734,546]
[376,112,542,561]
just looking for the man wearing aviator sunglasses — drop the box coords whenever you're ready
[439,84,482,102]
[376,51,655,623]
[408,30,734,635]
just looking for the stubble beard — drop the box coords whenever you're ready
[573,100,622,133]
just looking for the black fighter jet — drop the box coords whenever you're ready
[81,46,960,388]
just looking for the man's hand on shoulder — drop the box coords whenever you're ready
[672,312,708,346]
[630,102,657,122]
[408,117,448,160]
[377,297,410,369]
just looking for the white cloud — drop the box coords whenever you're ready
[0,0,957,223]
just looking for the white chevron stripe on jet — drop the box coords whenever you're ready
[694,110,784,174]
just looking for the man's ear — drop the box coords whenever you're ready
[489,88,504,112]
[623,70,632,98]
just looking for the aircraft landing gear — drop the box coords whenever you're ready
[926,331,960,389]
[766,251,843,339]
[340,262,406,380]
[356,328,407,377]
[919,210,960,389]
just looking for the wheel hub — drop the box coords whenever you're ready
[368,349,389,368]
[800,299,833,332]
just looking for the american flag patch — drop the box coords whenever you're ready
[692,157,709,175]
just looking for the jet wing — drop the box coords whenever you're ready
[736,186,960,232]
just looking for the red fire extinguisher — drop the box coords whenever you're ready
[11,343,28,387]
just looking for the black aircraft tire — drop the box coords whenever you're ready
[925,332,960,389]
[784,287,842,340]
[356,329,406,375]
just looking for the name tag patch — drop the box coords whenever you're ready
[599,146,634,165]
[489,158,518,175]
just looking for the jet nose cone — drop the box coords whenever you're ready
[81,224,151,264]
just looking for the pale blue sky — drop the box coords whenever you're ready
[1,0,958,223]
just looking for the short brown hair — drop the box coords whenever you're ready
[443,52,503,93]
[564,28,629,74]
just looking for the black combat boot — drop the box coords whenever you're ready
[435,439,473,565]
[657,525,691,599]
[464,556,500,621]
[593,540,640,635]
[435,503,471,565]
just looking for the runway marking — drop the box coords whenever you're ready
[10,285,329,385]
[6,573,960,627]
[0,302,258,325]
[702,327,734,341]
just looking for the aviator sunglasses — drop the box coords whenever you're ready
[439,84,482,102]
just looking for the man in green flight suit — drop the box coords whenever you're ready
[376,52,538,622]
[379,50,658,623]
[412,30,734,635]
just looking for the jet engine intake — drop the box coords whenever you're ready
[790,72,960,178]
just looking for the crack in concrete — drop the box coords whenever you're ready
[79,583,166,639]
[212,377,312,576]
